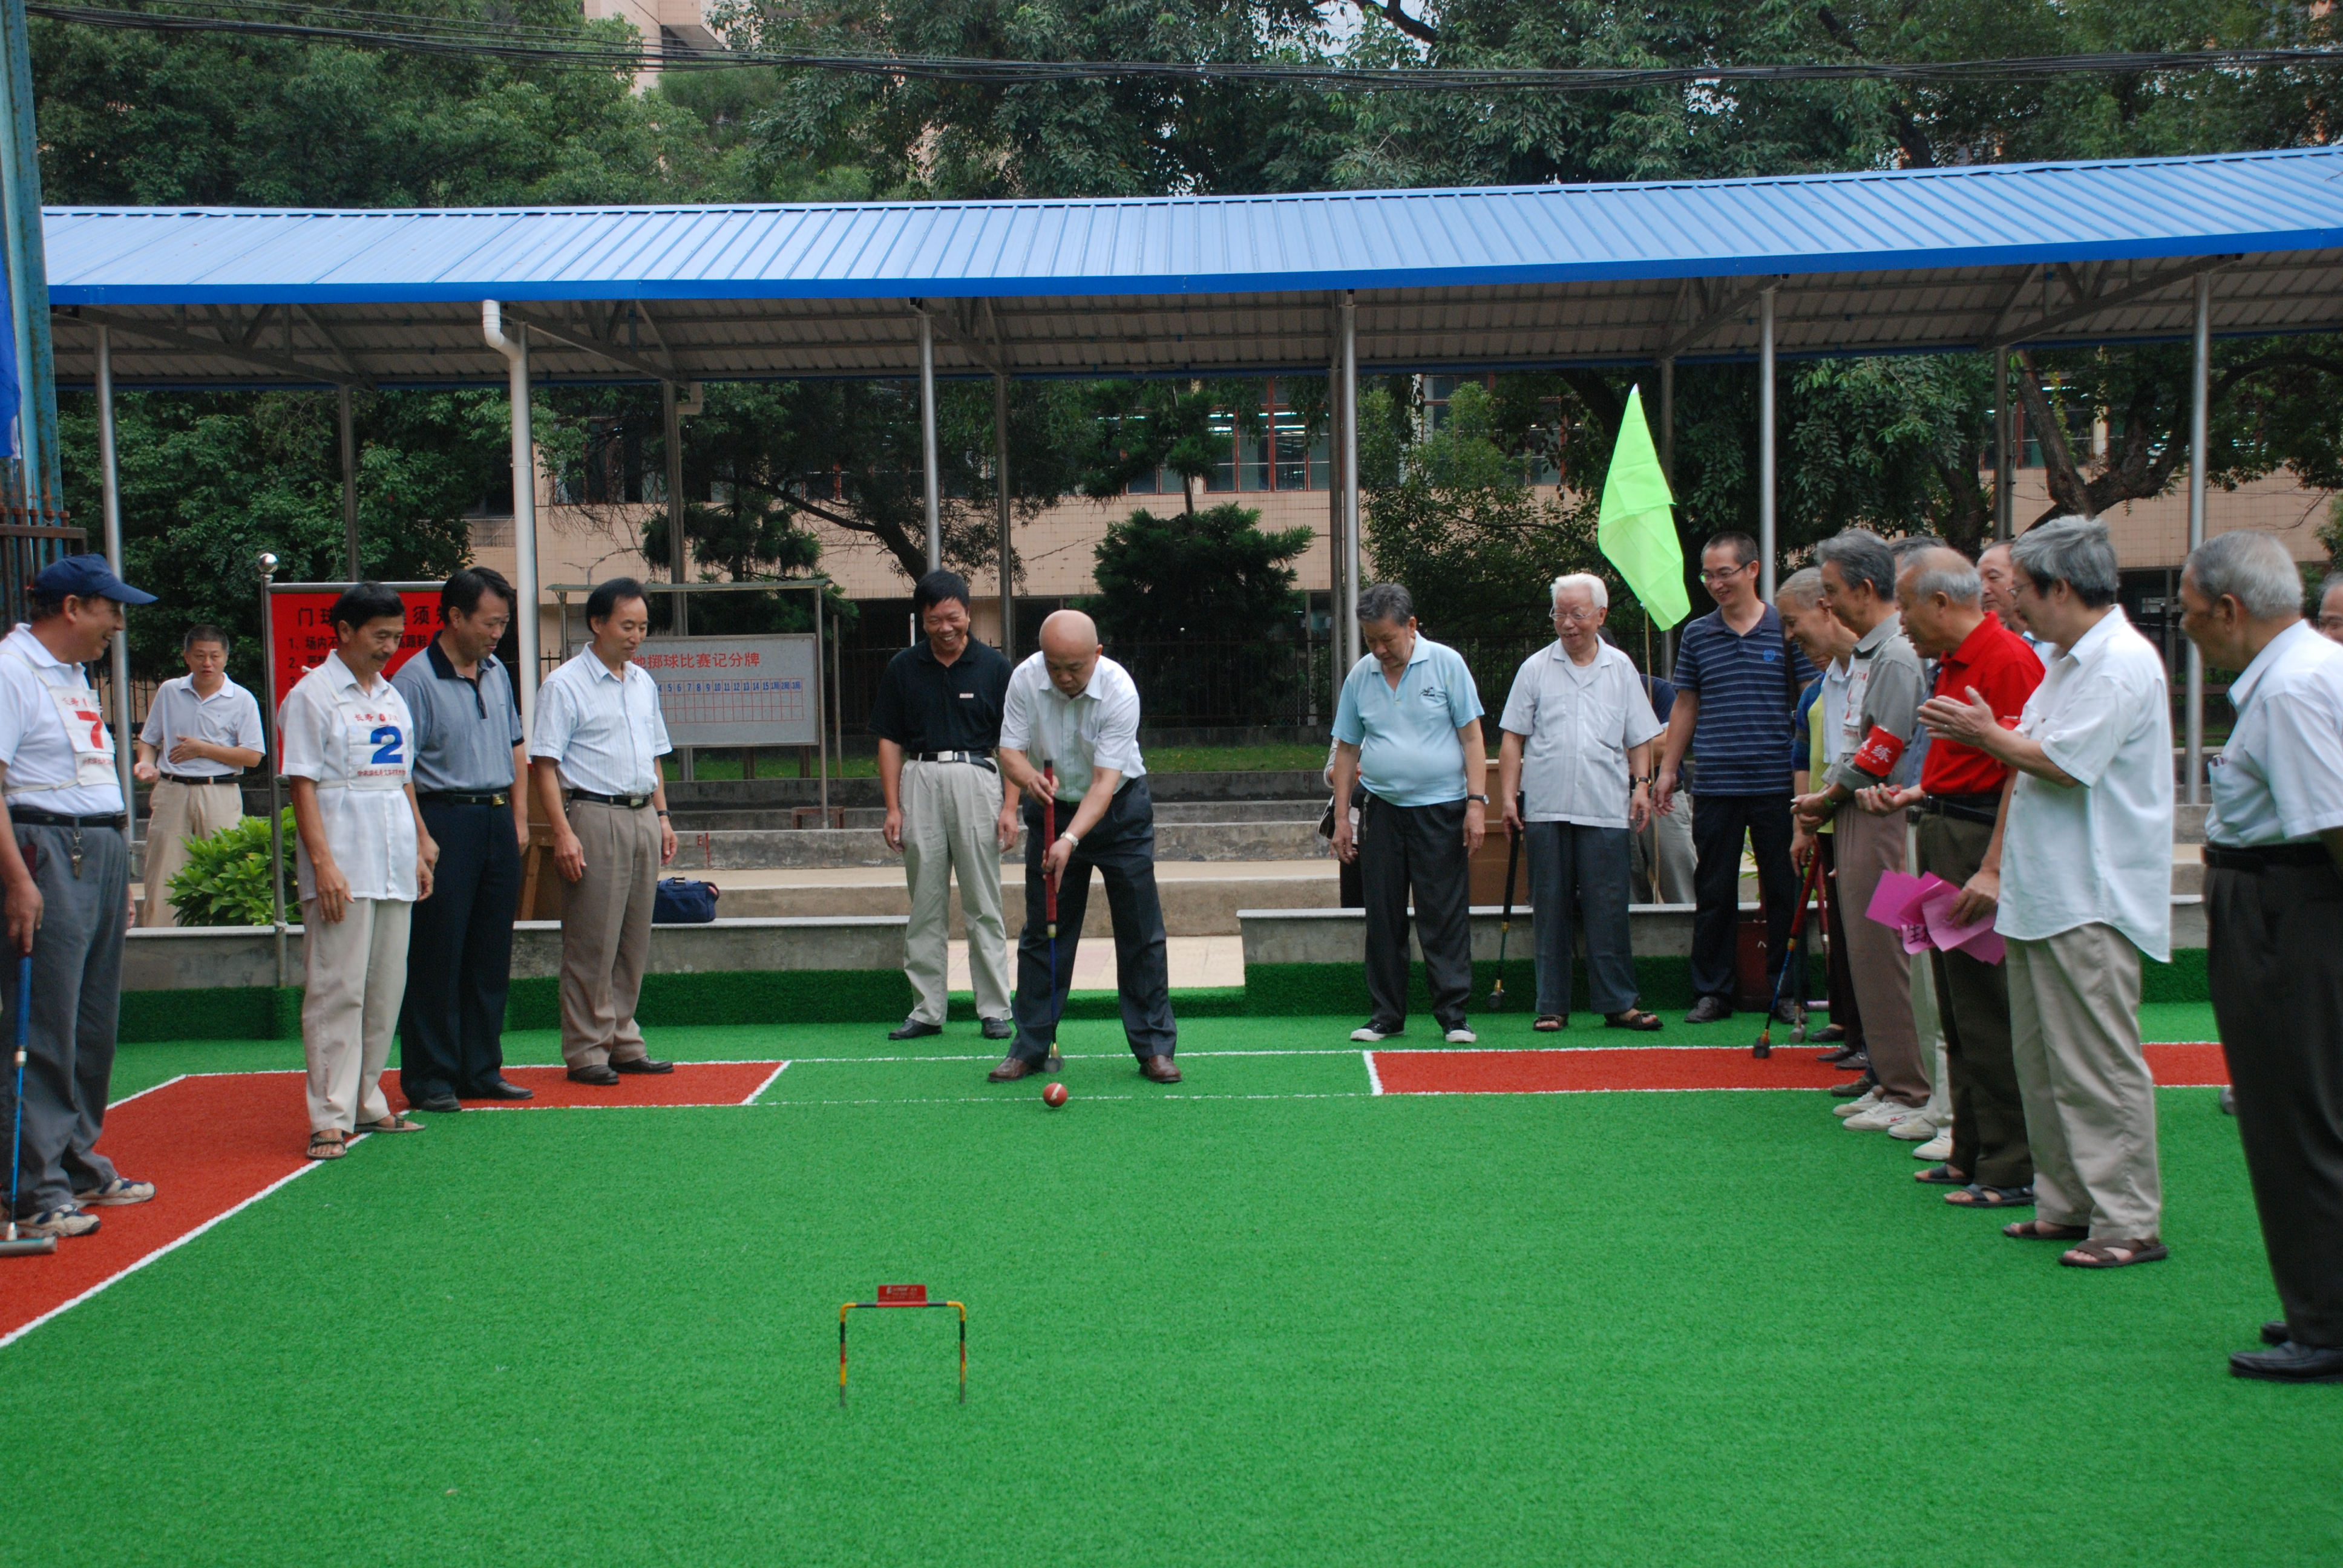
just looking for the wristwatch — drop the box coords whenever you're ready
[1465,793,1489,804]
[1059,830,1081,848]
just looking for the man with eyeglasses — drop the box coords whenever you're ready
[2318,572,2343,648]
[1654,534,1819,1025]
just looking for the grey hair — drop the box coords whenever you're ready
[2186,531,2304,621]
[1814,529,1898,599]
[1889,534,1947,563]
[1901,546,1982,606]
[1775,567,1825,610]
[2322,570,2343,607]
[1550,572,1608,610]
[2010,515,2120,607]
[1356,581,1415,626]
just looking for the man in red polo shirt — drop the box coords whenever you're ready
[1858,546,2044,1209]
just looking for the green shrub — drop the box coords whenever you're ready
[165,808,297,927]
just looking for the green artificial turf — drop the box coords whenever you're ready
[26,1006,2331,1568]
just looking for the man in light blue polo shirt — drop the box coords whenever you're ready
[1330,582,1489,1044]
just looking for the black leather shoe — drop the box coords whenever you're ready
[2264,1320,2290,1346]
[411,1092,462,1114]
[889,1019,943,1040]
[1684,996,1733,1025]
[566,1064,621,1086]
[1830,1071,1878,1100]
[1139,1054,1182,1084]
[980,1017,1015,1040]
[468,1076,534,1101]
[2230,1340,2343,1383]
[611,1057,674,1075]
[987,1056,1038,1083]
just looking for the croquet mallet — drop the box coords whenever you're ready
[1040,763,1063,1074]
[2,952,56,1257]
[1754,846,1826,1060]
[1489,800,1522,1009]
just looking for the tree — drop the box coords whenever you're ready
[1061,379,1265,515]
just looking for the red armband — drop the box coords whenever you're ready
[1850,724,1907,777]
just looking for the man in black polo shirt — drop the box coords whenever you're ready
[870,570,1017,1040]
[1653,532,1818,1024]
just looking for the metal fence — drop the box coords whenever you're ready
[0,522,88,628]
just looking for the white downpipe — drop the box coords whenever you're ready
[1758,287,1777,603]
[96,324,135,835]
[482,301,540,735]
[2185,272,2210,806]
[1340,292,1360,671]
[917,307,941,572]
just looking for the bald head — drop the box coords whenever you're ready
[1038,609,1103,697]
[1896,546,1987,657]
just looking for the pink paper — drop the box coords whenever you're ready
[1864,871,1936,955]
[1865,870,2007,964]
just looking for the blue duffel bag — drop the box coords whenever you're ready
[653,877,719,924]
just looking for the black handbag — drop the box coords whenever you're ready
[652,877,719,924]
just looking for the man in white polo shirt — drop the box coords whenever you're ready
[1921,515,2173,1270]
[1495,573,1663,1032]
[528,577,678,1085]
[133,623,263,926]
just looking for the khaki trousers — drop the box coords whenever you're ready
[139,778,247,926]
[2008,923,2161,1239]
[302,895,413,1134]
[901,759,1009,1025]
[559,800,660,1068]
[1832,804,1924,1105]
[1905,822,1950,1122]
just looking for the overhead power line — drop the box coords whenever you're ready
[25,0,2343,92]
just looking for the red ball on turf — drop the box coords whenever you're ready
[1043,1082,1069,1108]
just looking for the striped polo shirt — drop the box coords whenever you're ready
[1670,604,1816,796]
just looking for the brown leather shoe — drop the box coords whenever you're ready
[987,1056,1037,1082]
[1138,1054,1182,1084]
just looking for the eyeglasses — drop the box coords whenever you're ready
[2320,614,2343,635]
[1552,607,1599,624]
[1700,563,1756,584]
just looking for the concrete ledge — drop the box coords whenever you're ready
[715,869,1335,936]
[1239,904,1698,967]
[676,819,1329,869]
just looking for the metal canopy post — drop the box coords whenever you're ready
[256,552,285,988]
[663,379,693,782]
[96,323,134,837]
[482,303,540,735]
[1326,329,1344,711]
[917,305,941,572]
[1658,354,1677,678]
[813,584,827,817]
[1994,348,2015,542]
[337,383,360,580]
[2185,271,2211,806]
[1757,287,1778,601]
[1339,291,1361,670]
[994,370,1012,659]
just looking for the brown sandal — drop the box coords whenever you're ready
[2060,1237,2169,1269]
[1605,1009,1663,1032]
[1533,1014,1567,1032]
[306,1131,345,1161]
[356,1114,425,1134]
[2002,1219,2088,1241]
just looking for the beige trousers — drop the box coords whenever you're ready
[1832,804,1924,1105]
[901,759,1009,1025]
[559,800,660,1068]
[2008,923,2161,1238]
[302,895,413,1134]
[139,778,247,926]
[1906,822,1950,1122]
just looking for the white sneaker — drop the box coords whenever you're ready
[1444,1028,1478,1045]
[1886,1108,1939,1140]
[1844,1098,1918,1131]
[1351,1026,1389,1044]
[1833,1088,1883,1119]
[1912,1129,1954,1161]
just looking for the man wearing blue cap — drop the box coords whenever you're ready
[0,554,158,1239]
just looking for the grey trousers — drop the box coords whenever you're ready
[558,799,660,1069]
[1832,804,1925,1106]
[1,822,128,1215]
[2208,860,2343,1348]
[1360,795,1472,1033]
[1915,813,2031,1189]
[1009,779,1176,1061]
[901,758,1009,1025]
[1630,793,1696,905]
[2008,923,2161,1240]
[1525,821,1637,1017]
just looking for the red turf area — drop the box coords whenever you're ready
[0,1062,783,1345]
[1369,1041,2230,1094]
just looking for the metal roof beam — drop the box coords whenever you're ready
[920,299,1008,376]
[57,304,373,388]
[1986,255,2235,348]
[501,306,684,384]
[1654,278,1781,361]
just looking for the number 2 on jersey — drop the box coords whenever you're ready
[369,725,404,766]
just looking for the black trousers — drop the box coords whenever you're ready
[398,800,523,1099]
[2209,859,2343,1348]
[1359,795,1473,1033]
[1917,812,2031,1190]
[1818,832,1864,1048]
[1010,778,1176,1062]
[1689,792,1799,1006]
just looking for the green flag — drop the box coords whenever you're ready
[1596,385,1690,630]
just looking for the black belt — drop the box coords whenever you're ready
[159,772,242,785]
[419,790,511,808]
[568,790,654,809]
[909,750,995,769]
[1921,794,2002,826]
[10,809,126,829]
[2204,843,2338,872]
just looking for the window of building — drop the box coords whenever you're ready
[1124,379,1330,497]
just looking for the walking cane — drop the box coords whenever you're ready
[1040,763,1063,1075]
[1489,800,1522,1010]
[1754,847,1825,1060]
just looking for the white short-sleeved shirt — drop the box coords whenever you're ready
[278,653,418,903]
[999,652,1146,803]
[1998,607,2174,960]
[528,648,671,797]
[139,672,264,777]
[1498,641,1663,828]
[0,623,125,817]
[2206,619,2343,848]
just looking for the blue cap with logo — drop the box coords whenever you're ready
[32,553,156,606]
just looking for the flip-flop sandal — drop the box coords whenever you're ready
[2060,1237,2169,1269]
[306,1132,345,1161]
[1913,1164,1969,1186]
[356,1115,425,1134]
[1533,1015,1567,1032]
[1604,1010,1663,1031]
[2003,1220,2089,1241]
[1945,1183,2034,1208]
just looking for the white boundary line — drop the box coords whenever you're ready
[1362,1051,1385,1096]
[741,1062,792,1103]
[105,1073,189,1109]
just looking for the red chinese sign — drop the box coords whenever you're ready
[266,589,444,732]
